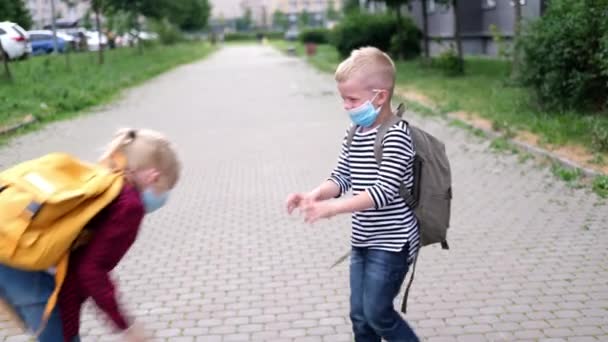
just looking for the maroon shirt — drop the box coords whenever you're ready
[58,184,144,341]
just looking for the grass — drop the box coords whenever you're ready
[490,137,518,154]
[551,164,582,185]
[592,175,608,198]
[270,41,608,156]
[0,42,215,128]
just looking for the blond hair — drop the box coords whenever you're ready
[99,128,181,189]
[335,46,397,95]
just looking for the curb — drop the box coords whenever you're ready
[0,114,37,137]
[443,113,600,178]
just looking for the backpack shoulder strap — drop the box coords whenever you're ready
[373,103,407,164]
[345,125,357,150]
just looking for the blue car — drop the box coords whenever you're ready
[28,30,66,55]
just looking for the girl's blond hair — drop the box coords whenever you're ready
[99,128,181,189]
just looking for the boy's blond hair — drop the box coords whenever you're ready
[99,128,181,189]
[335,46,396,95]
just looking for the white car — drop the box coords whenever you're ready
[85,31,108,51]
[0,21,31,60]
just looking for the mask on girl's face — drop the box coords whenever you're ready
[141,188,169,213]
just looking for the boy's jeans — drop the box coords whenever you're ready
[350,246,420,342]
[0,264,73,342]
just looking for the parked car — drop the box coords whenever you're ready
[28,30,66,55]
[59,28,88,51]
[85,31,108,51]
[0,21,31,60]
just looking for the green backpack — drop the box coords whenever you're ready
[334,103,453,312]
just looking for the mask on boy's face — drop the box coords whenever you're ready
[141,188,169,213]
[347,91,381,127]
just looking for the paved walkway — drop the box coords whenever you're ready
[0,45,606,342]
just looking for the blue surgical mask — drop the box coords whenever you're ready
[141,188,169,213]
[347,92,381,127]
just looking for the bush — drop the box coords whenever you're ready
[331,13,420,59]
[592,120,608,152]
[149,19,183,45]
[264,31,285,40]
[519,0,608,111]
[434,47,463,76]
[299,28,330,44]
[389,25,422,60]
[223,32,256,41]
[224,31,284,41]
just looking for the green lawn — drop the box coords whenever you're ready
[0,42,216,127]
[270,41,608,157]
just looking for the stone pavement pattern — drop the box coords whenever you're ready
[0,45,606,342]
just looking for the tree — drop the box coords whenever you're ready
[104,0,172,52]
[370,0,413,59]
[519,0,608,111]
[236,8,252,31]
[421,0,430,59]
[343,0,360,14]
[326,0,340,21]
[437,0,464,73]
[511,0,523,80]
[0,39,12,82]
[272,10,288,31]
[299,9,311,28]
[91,0,105,64]
[82,10,93,30]
[165,0,211,31]
[60,0,78,70]
[0,0,33,29]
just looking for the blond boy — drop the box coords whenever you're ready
[286,47,420,342]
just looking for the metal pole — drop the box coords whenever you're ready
[49,0,59,53]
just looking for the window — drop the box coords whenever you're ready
[0,28,6,35]
[427,0,436,13]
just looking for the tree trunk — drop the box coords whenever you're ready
[0,39,12,82]
[421,0,430,59]
[95,8,104,65]
[64,46,71,70]
[540,0,548,15]
[395,5,403,60]
[452,0,464,73]
[511,0,523,80]
[50,0,59,54]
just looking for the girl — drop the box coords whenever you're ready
[0,128,181,342]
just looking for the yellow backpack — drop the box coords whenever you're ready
[0,152,124,332]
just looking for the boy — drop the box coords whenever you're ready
[286,47,420,342]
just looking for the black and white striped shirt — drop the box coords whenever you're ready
[329,121,420,261]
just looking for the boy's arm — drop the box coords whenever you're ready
[303,125,413,222]
[326,128,352,197]
[308,180,341,201]
[366,125,414,209]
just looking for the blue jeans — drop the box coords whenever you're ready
[0,264,69,341]
[350,246,419,342]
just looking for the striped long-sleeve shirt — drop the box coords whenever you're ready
[329,121,420,261]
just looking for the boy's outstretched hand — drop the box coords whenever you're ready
[301,200,338,223]
[286,192,318,214]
